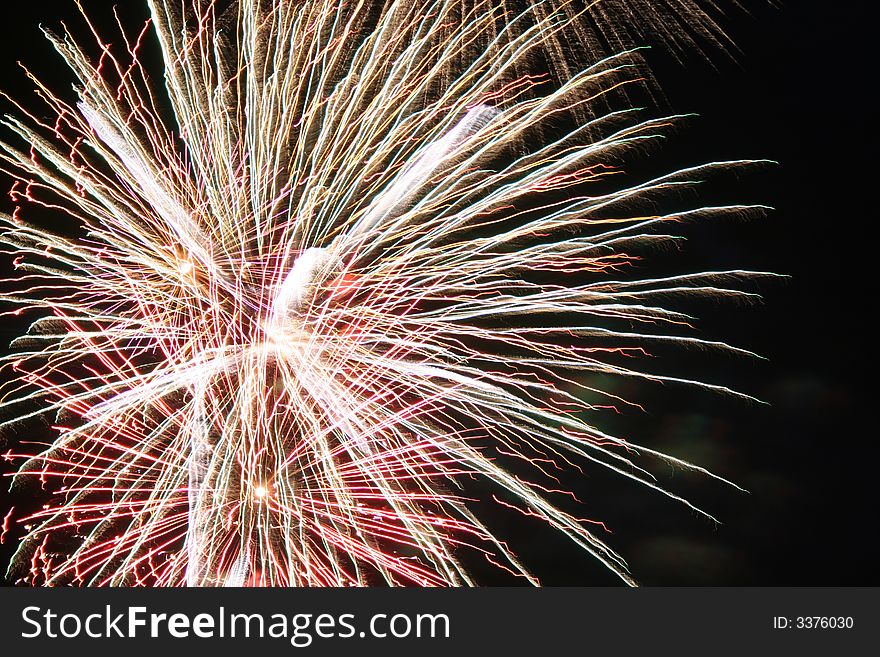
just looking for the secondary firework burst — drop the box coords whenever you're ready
[0,0,772,586]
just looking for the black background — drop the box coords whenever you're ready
[0,1,875,586]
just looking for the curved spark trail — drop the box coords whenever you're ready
[0,0,773,586]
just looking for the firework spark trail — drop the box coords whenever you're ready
[0,0,774,586]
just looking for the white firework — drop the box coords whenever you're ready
[0,0,773,586]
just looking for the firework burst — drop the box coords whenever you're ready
[0,0,772,586]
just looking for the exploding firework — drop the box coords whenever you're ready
[0,0,772,586]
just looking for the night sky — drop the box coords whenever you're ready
[0,1,874,586]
